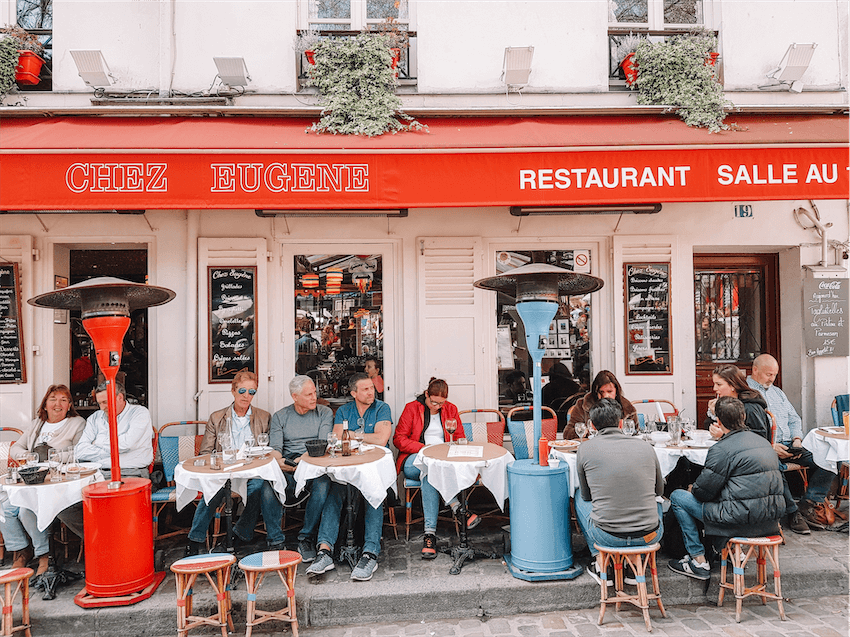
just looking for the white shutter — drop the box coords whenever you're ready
[0,235,34,427]
[197,238,270,419]
[417,237,486,410]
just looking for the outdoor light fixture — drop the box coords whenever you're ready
[70,50,115,88]
[762,43,817,93]
[29,277,175,606]
[255,209,409,218]
[213,56,252,87]
[501,46,534,90]
[475,263,603,581]
[510,204,662,216]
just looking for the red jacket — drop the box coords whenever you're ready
[393,396,461,473]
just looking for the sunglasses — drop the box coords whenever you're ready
[237,388,257,395]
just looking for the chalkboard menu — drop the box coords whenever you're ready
[208,267,257,383]
[803,277,849,357]
[625,263,672,374]
[0,263,27,384]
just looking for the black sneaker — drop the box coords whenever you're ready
[667,556,710,581]
[185,540,205,557]
[586,560,613,587]
[421,534,437,560]
[298,539,317,563]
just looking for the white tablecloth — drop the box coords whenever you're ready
[174,457,288,511]
[294,445,397,509]
[802,428,849,474]
[549,450,581,495]
[0,471,105,532]
[413,443,514,510]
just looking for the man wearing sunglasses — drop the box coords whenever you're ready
[186,370,284,555]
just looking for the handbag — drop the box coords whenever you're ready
[32,443,52,463]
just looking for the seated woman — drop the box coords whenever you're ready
[2,384,85,575]
[363,356,384,400]
[566,370,637,439]
[393,378,479,559]
[704,364,770,440]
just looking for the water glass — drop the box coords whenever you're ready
[668,418,682,446]
[573,422,587,440]
[327,433,338,458]
[353,429,364,454]
[587,420,598,438]
[219,433,232,452]
[257,433,269,448]
[48,450,61,482]
[682,418,695,438]
[622,418,636,437]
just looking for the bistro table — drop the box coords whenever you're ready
[294,445,396,568]
[0,466,104,599]
[413,442,514,574]
[802,426,849,474]
[174,451,287,552]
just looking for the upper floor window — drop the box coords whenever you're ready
[17,0,52,91]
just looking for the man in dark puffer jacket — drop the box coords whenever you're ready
[668,396,784,580]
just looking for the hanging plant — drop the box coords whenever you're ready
[305,33,425,137]
[633,31,732,133]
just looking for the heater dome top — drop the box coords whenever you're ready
[28,277,176,313]
[474,263,604,299]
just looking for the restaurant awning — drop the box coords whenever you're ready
[1,114,847,210]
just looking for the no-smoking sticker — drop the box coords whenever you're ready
[573,250,590,273]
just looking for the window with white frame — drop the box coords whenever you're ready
[608,0,715,85]
[16,0,52,91]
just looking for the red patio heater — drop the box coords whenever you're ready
[29,277,175,607]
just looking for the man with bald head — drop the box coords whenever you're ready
[748,354,837,531]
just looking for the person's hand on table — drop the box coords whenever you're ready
[277,456,298,473]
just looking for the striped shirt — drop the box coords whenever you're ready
[746,377,802,442]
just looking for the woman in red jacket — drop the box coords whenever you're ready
[393,378,479,559]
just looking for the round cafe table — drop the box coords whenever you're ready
[413,442,514,575]
[802,426,849,474]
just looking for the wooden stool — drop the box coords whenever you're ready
[594,544,666,632]
[170,553,236,637]
[0,567,33,637]
[238,550,303,637]
[718,535,786,622]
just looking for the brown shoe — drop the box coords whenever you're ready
[36,554,50,576]
[799,499,835,530]
[11,547,33,569]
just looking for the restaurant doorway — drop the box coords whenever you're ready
[693,254,780,420]
[62,246,149,417]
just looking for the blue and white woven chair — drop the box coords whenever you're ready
[152,421,205,543]
[506,406,557,460]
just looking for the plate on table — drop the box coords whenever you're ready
[62,462,101,472]
[548,439,580,452]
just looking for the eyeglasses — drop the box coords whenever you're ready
[428,398,446,408]
[237,388,257,395]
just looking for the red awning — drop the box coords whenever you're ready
[1,114,847,210]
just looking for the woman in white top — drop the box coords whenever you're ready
[3,385,86,575]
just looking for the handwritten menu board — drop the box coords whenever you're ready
[208,267,257,383]
[625,263,672,374]
[803,277,849,357]
[0,263,27,383]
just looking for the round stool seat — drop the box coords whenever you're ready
[171,553,236,574]
[730,535,782,545]
[0,569,33,585]
[239,549,302,572]
[0,567,33,637]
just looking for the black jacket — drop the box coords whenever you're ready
[692,428,784,538]
[703,391,770,441]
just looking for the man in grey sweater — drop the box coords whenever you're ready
[269,375,333,562]
[576,398,665,586]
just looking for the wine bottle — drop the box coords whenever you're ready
[341,420,352,456]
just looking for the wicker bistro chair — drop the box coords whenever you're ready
[458,409,508,524]
[505,406,557,460]
[631,400,679,427]
[830,395,849,503]
[152,422,206,543]
[0,428,23,565]
[766,410,808,491]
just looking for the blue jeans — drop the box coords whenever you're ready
[283,473,331,542]
[403,455,440,535]
[670,489,706,558]
[0,501,49,556]
[574,496,664,557]
[188,478,284,546]
[316,481,384,556]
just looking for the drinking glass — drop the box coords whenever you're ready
[327,432,338,458]
[353,429,364,454]
[445,419,458,444]
[573,422,587,440]
[219,433,232,452]
[682,418,695,439]
[26,452,39,466]
[587,420,598,438]
[244,433,255,449]
[48,449,61,482]
[668,418,682,446]
[622,418,636,437]
[257,433,269,448]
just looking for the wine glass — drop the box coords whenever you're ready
[622,418,636,437]
[445,419,458,444]
[587,420,598,438]
[327,432,338,458]
[354,429,365,454]
[256,433,270,457]
[244,433,255,449]
[573,422,587,441]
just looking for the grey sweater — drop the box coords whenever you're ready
[577,428,664,535]
[269,404,333,458]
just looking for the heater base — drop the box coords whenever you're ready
[73,571,166,608]
[504,555,583,581]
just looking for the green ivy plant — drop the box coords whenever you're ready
[306,33,424,137]
[633,31,732,133]
[0,36,19,102]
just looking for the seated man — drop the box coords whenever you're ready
[269,375,333,562]
[748,354,838,532]
[575,398,664,586]
[186,371,284,555]
[307,372,392,581]
[59,380,154,538]
[668,396,785,580]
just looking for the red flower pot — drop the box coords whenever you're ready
[305,50,316,65]
[15,50,44,85]
[705,52,720,66]
[390,48,400,69]
[621,52,638,86]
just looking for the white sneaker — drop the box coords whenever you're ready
[586,560,613,587]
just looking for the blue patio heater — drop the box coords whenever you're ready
[474,263,603,581]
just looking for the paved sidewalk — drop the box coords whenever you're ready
[286,594,850,637]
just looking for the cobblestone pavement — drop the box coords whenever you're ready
[263,594,849,637]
